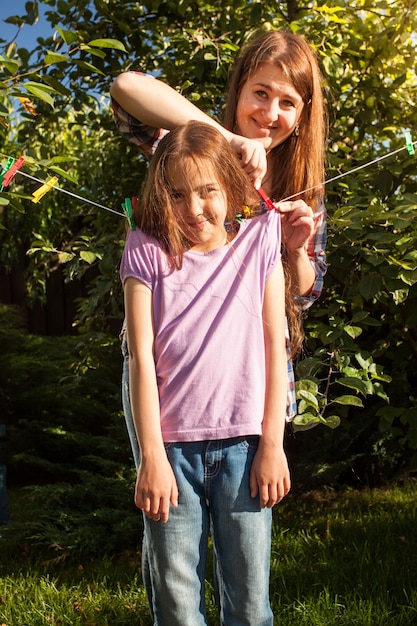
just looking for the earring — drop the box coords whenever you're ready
[293,123,299,137]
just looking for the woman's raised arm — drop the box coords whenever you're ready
[110,72,267,187]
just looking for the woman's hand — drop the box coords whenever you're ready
[276,200,315,251]
[135,453,179,523]
[229,134,267,189]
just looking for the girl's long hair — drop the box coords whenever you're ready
[135,120,303,357]
[223,29,327,212]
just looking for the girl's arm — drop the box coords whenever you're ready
[250,260,291,507]
[110,72,267,188]
[124,277,178,523]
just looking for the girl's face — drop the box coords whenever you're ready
[168,159,229,253]
[235,61,304,151]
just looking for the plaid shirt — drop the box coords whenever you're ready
[112,86,327,420]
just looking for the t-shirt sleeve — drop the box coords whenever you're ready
[120,228,156,290]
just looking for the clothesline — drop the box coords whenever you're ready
[0,135,415,219]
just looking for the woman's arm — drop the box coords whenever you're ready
[277,199,327,301]
[250,261,291,507]
[124,277,178,523]
[110,72,267,187]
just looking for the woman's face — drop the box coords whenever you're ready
[235,61,304,151]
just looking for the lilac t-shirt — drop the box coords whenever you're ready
[120,210,281,442]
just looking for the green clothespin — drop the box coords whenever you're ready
[0,157,15,190]
[405,131,415,156]
[121,197,136,230]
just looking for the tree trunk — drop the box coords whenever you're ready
[287,0,299,22]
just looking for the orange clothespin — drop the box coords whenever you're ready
[0,157,25,188]
[31,176,58,203]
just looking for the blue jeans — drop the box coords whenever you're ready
[144,438,273,626]
[122,357,141,470]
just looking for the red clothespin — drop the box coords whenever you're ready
[0,157,25,188]
[257,186,276,211]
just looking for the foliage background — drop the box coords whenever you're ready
[1,0,417,548]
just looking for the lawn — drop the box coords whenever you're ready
[1,480,417,625]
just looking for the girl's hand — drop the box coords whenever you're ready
[276,200,315,251]
[249,439,291,508]
[135,454,178,523]
[229,134,267,189]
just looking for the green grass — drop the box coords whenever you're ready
[1,481,417,625]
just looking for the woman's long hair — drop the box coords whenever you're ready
[223,29,327,212]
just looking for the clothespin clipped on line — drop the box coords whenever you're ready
[257,187,276,211]
[405,131,415,156]
[0,157,14,179]
[31,176,59,203]
[121,197,136,230]
[0,157,25,190]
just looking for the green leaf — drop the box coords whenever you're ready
[56,26,78,46]
[79,47,107,59]
[332,395,364,407]
[23,83,55,107]
[48,167,78,184]
[292,413,321,431]
[73,60,106,76]
[84,38,127,52]
[58,251,75,263]
[40,75,72,97]
[344,325,362,338]
[297,389,319,410]
[0,55,21,74]
[80,251,98,264]
[321,415,341,429]
[358,274,382,300]
[338,376,370,395]
[43,52,69,65]
[296,378,319,394]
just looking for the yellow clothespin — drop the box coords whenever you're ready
[31,176,58,203]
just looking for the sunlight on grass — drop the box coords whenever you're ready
[0,566,151,626]
[269,481,417,625]
[1,481,417,624]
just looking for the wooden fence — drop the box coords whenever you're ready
[0,259,90,336]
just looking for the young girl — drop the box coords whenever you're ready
[120,120,296,625]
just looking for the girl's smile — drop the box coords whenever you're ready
[235,62,304,151]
